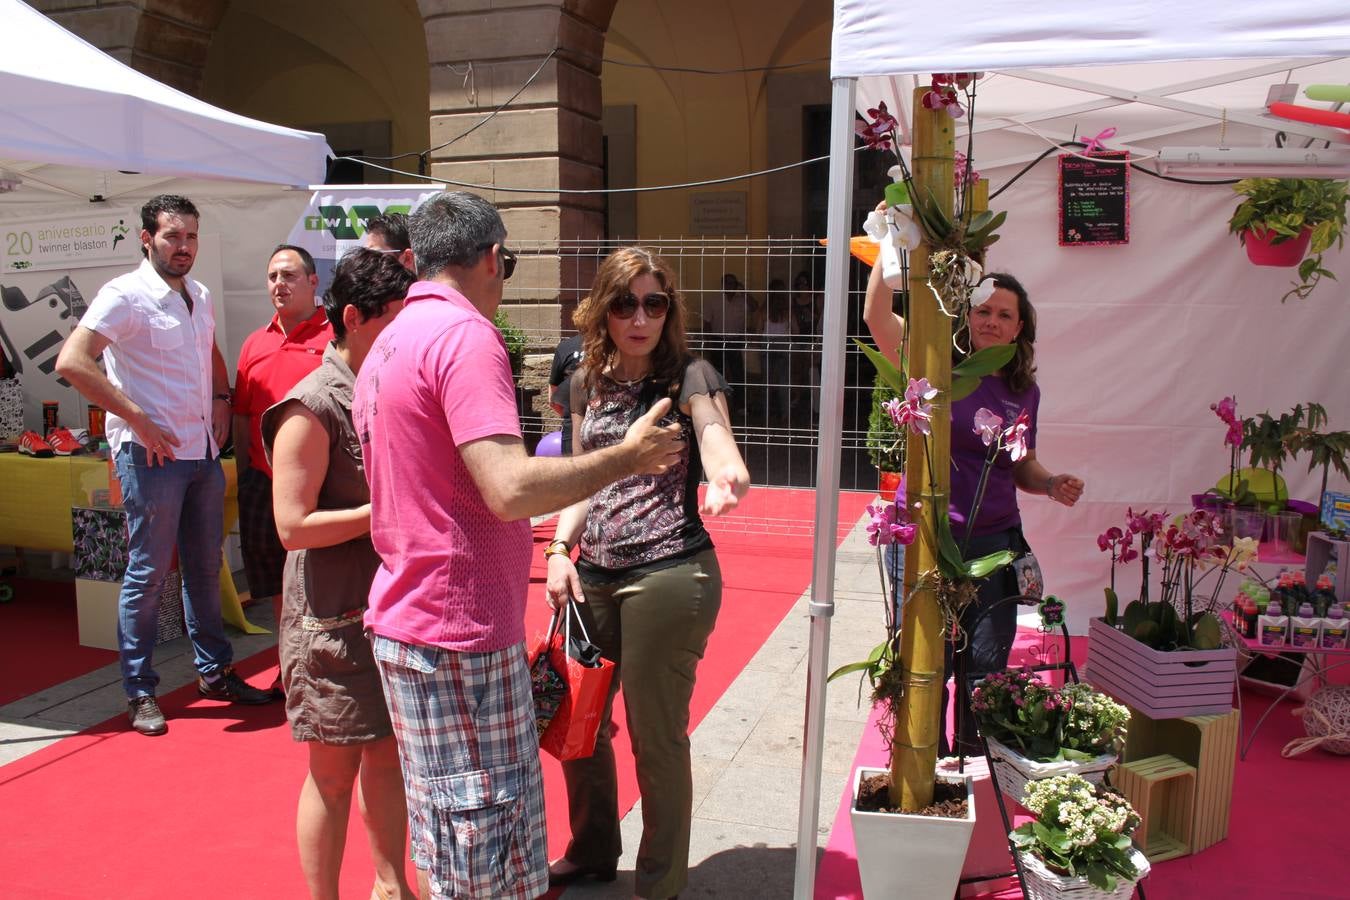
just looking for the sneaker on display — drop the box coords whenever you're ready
[17,430,54,458]
[45,427,83,456]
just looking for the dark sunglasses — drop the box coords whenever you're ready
[476,243,516,280]
[609,291,671,319]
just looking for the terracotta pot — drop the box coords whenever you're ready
[1243,226,1311,267]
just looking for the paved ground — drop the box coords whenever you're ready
[0,512,887,898]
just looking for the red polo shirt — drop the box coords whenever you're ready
[234,308,332,477]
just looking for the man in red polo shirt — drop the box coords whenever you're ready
[233,245,332,632]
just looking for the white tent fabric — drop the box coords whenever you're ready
[797,5,1350,895]
[832,0,1350,78]
[0,0,330,193]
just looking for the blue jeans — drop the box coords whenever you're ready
[940,527,1021,757]
[115,443,231,698]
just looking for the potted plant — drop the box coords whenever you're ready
[492,307,527,377]
[1088,508,1250,718]
[1009,774,1150,899]
[1227,176,1348,301]
[1284,406,1350,546]
[866,375,906,499]
[971,672,1128,802]
[832,74,1014,897]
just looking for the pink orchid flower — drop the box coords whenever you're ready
[855,101,898,151]
[973,407,1003,447]
[865,500,918,547]
[1002,409,1032,462]
[887,377,938,436]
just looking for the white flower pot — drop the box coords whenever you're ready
[986,737,1117,805]
[850,766,976,899]
[1018,847,1150,900]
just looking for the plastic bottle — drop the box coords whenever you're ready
[1292,571,1311,608]
[1258,599,1289,647]
[1321,605,1349,651]
[1290,602,1321,649]
[1243,599,1261,640]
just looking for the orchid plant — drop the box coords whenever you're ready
[829,344,1024,704]
[1099,507,1257,651]
[855,76,1007,320]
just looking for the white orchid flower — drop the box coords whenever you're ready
[863,209,889,243]
[969,278,996,307]
[963,256,984,284]
[889,206,921,251]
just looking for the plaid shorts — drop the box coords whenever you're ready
[236,466,285,599]
[372,636,548,900]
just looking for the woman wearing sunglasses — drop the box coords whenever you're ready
[543,247,750,899]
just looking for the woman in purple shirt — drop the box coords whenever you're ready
[864,258,1085,755]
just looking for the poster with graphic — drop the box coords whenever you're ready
[0,223,224,436]
[284,186,441,290]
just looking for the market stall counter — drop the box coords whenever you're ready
[0,453,262,647]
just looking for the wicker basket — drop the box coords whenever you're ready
[987,737,1117,805]
[1019,848,1150,900]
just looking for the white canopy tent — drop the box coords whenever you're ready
[795,4,1350,894]
[0,0,330,201]
[0,0,331,432]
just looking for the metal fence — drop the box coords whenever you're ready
[503,237,890,494]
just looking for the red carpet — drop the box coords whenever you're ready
[815,627,1350,900]
[0,487,872,898]
[0,578,118,706]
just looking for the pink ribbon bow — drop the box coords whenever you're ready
[1081,127,1118,155]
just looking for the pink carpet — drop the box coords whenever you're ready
[815,629,1350,899]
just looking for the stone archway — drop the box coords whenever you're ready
[30,0,229,96]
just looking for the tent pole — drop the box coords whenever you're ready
[792,74,857,900]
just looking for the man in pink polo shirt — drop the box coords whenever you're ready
[233,245,331,629]
[353,191,682,900]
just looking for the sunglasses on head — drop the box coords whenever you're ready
[609,291,671,319]
[476,243,516,280]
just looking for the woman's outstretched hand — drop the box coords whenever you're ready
[701,464,749,517]
[1049,474,1085,506]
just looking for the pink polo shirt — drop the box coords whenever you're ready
[353,281,530,652]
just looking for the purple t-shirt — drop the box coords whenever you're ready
[948,376,1040,539]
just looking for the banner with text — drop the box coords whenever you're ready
[3,210,140,274]
[285,186,441,289]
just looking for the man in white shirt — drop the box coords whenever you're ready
[56,194,274,737]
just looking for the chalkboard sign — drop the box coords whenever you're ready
[1058,151,1129,246]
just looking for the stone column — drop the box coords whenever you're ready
[29,0,227,96]
[419,0,615,334]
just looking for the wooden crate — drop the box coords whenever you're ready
[1085,617,1237,718]
[1114,754,1196,863]
[1122,707,1238,853]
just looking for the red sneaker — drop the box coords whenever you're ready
[46,427,83,456]
[17,430,55,458]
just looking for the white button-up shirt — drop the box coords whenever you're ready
[79,258,218,459]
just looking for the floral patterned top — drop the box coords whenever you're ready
[572,358,727,582]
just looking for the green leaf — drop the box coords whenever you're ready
[826,659,876,683]
[950,374,979,402]
[852,338,907,395]
[953,343,1017,380]
[965,549,1015,579]
[935,514,967,577]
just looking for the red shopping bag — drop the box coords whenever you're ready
[528,601,614,761]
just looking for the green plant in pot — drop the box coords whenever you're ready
[866,375,907,481]
[1227,176,1348,302]
[1285,405,1350,520]
[492,308,527,376]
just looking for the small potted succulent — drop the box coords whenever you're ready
[1227,177,1347,301]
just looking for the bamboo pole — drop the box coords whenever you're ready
[891,87,955,811]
